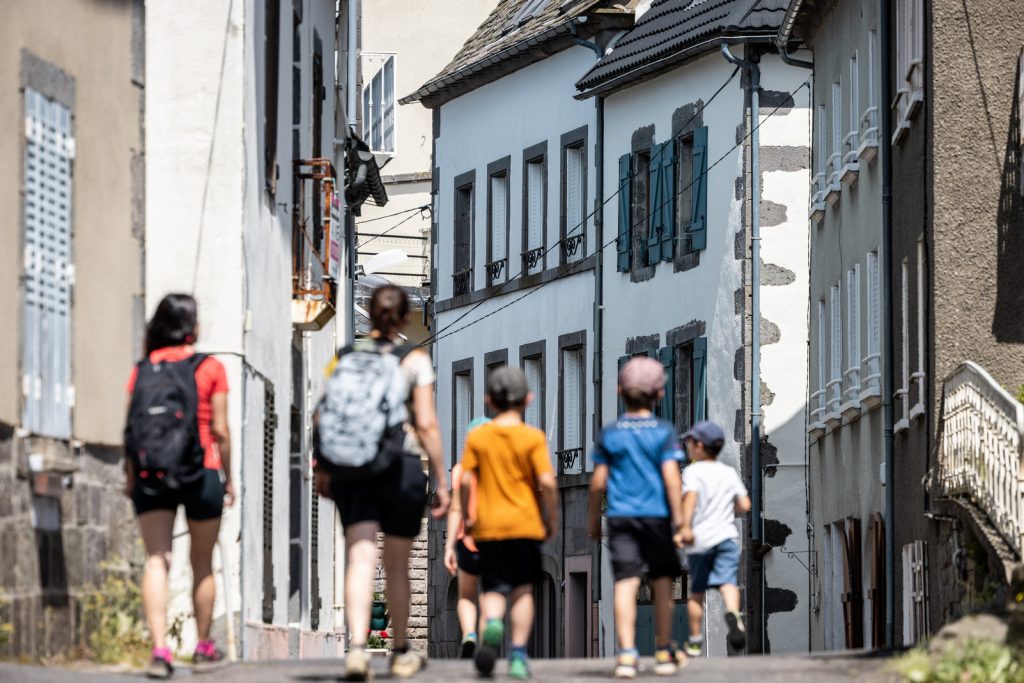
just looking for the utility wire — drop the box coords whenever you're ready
[355,204,429,225]
[417,65,742,348]
[357,209,427,249]
[423,75,812,347]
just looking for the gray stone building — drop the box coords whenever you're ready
[0,0,146,659]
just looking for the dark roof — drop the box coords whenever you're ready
[401,0,634,108]
[575,0,788,98]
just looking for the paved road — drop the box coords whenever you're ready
[0,653,900,682]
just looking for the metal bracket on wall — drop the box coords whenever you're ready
[779,546,818,576]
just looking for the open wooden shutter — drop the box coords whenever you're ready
[647,143,664,264]
[869,513,886,648]
[660,141,676,261]
[689,127,708,251]
[693,337,707,423]
[617,154,631,272]
[659,347,674,423]
[845,518,865,648]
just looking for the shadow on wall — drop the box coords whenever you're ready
[993,54,1024,343]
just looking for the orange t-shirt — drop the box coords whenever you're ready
[460,422,552,542]
[127,346,229,470]
[451,462,478,552]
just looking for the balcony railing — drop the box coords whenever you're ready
[453,268,472,296]
[933,361,1024,559]
[523,246,545,274]
[485,258,506,286]
[558,448,583,476]
[560,233,585,265]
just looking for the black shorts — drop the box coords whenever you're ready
[476,539,542,596]
[132,468,225,521]
[331,453,427,538]
[607,517,682,582]
[456,539,481,576]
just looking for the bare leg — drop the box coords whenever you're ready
[613,577,641,651]
[383,534,414,651]
[186,516,221,641]
[687,592,705,643]
[345,522,379,648]
[719,584,741,613]
[138,511,176,650]
[480,591,508,623]
[508,585,534,648]
[457,570,479,638]
[651,576,674,648]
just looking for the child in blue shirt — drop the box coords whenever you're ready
[588,357,686,679]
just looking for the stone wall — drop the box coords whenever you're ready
[0,424,140,660]
[374,521,429,653]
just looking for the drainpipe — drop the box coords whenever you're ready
[721,41,763,652]
[880,0,897,650]
[345,0,358,344]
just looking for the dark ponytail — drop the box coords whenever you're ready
[369,285,409,339]
[145,293,198,354]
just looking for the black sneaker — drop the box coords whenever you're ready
[725,611,747,655]
[459,635,477,659]
[145,653,173,679]
[474,620,502,677]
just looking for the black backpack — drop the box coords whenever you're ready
[124,354,208,494]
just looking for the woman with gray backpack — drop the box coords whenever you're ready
[314,285,449,680]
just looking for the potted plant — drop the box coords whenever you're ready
[367,592,389,655]
[366,629,390,654]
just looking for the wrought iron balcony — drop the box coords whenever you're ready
[522,246,545,273]
[485,258,506,285]
[558,448,583,475]
[560,233,585,264]
[453,268,472,296]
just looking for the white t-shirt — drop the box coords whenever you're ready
[682,460,748,555]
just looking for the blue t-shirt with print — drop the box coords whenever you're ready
[591,415,684,518]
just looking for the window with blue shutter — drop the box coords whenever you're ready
[658,347,674,423]
[660,142,675,261]
[693,336,708,423]
[688,127,708,252]
[647,143,664,264]
[617,154,631,272]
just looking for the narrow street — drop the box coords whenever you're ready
[0,653,897,683]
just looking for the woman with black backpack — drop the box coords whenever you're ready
[123,293,234,679]
[314,285,450,680]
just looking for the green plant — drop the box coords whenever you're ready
[894,639,1024,683]
[1016,386,1024,405]
[0,589,10,649]
[367,630,389,650]
[81,570,149,666]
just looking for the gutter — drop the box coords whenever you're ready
[776,0,806,49]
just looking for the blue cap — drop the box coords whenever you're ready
[467,416,491,432]
[681,420,725,447]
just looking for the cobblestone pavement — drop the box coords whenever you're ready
[0,652,900,683]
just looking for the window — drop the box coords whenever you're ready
[362,53,396,154]
[645,142,674,264]
[896,259,911,431]
[842,53,861,185]
[859,30,880,161]
[486,157,511,285]
[901,540,930,646]
[912,238,926,416]
[665,338,707,437]
[520,341,546,430]
[811,300,827,429]
[826,82,842,204]
[22,87,74,440]
[864,250,882,397]
[811,105,827,221]
[827,284,842,420]
[453,171,474,296]
[894,0,924,142]
[560,128,587,264]
[558,332,586,475]
[845,265,862,405]
[452,359,474,466]
[264,0,281,195]
[631,149,651,269]
[484,350,508,418]
[523,143,547,275]
[262,382,276,624]
[508,0,549,29]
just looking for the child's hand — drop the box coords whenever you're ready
[444,546,458,576]
[676,526,695,547]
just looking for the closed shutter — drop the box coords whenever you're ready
[22,88,74,439]
[693,337,707,423]
[455,373,472,461]
[689,127,708,251]
[524,357,543,428]
[647,143,664,263]
[527,160,544,253]
[563,349,582,450]
[565,146,583,239]
[617,154,631,272]
[660,141,676,260]
[382,56,395,154]
[658,347,674,423]
[490,175,507,261]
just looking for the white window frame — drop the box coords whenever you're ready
[811,105,827,222]
[860,30,880,161]
[842,52,861,186]
[895,259,911,432]
[843,265,862,417]
[559,344,585,475]
[893,0,924,143]
[911,238,927,419]
[862,250,882,406]
[809,299,827,437]
[524,355,544,429]
[525,156,546,273]
[826,83,843,205]
[487,171,509,284]
[361,52,396,155]
[826,283,843,426]
[453,370,473,464]
[563,143,585,259]
[22,87,75,440]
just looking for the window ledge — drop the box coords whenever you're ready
[894,417,910,434]
[841,400,862,421]
[891,120,910,145]
[841,159,860,188]
[859,386,882,409]
[858,132,879,163]
[810,196,826,224]
[908,90,924,119]
[910,403,926,421]
[807,422,826,440]
[824,412,843,430]
[825,176,842,207]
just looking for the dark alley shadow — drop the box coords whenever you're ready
[993,51,1024,342]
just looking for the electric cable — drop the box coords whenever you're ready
[356,208,428,249]
[355,204,429,225]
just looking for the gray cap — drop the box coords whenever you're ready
[681,420,726,448]
[486,365,529,406]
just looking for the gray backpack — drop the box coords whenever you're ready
[315,341,411,480]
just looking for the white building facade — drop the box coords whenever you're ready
[146,0,350,660]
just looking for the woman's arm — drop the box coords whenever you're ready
[444,485,462,576]
[412,380,449,517]
[211,392,235,506]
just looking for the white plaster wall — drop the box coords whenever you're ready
[435,47,601,300]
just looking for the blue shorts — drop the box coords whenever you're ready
[687,538,740,594]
